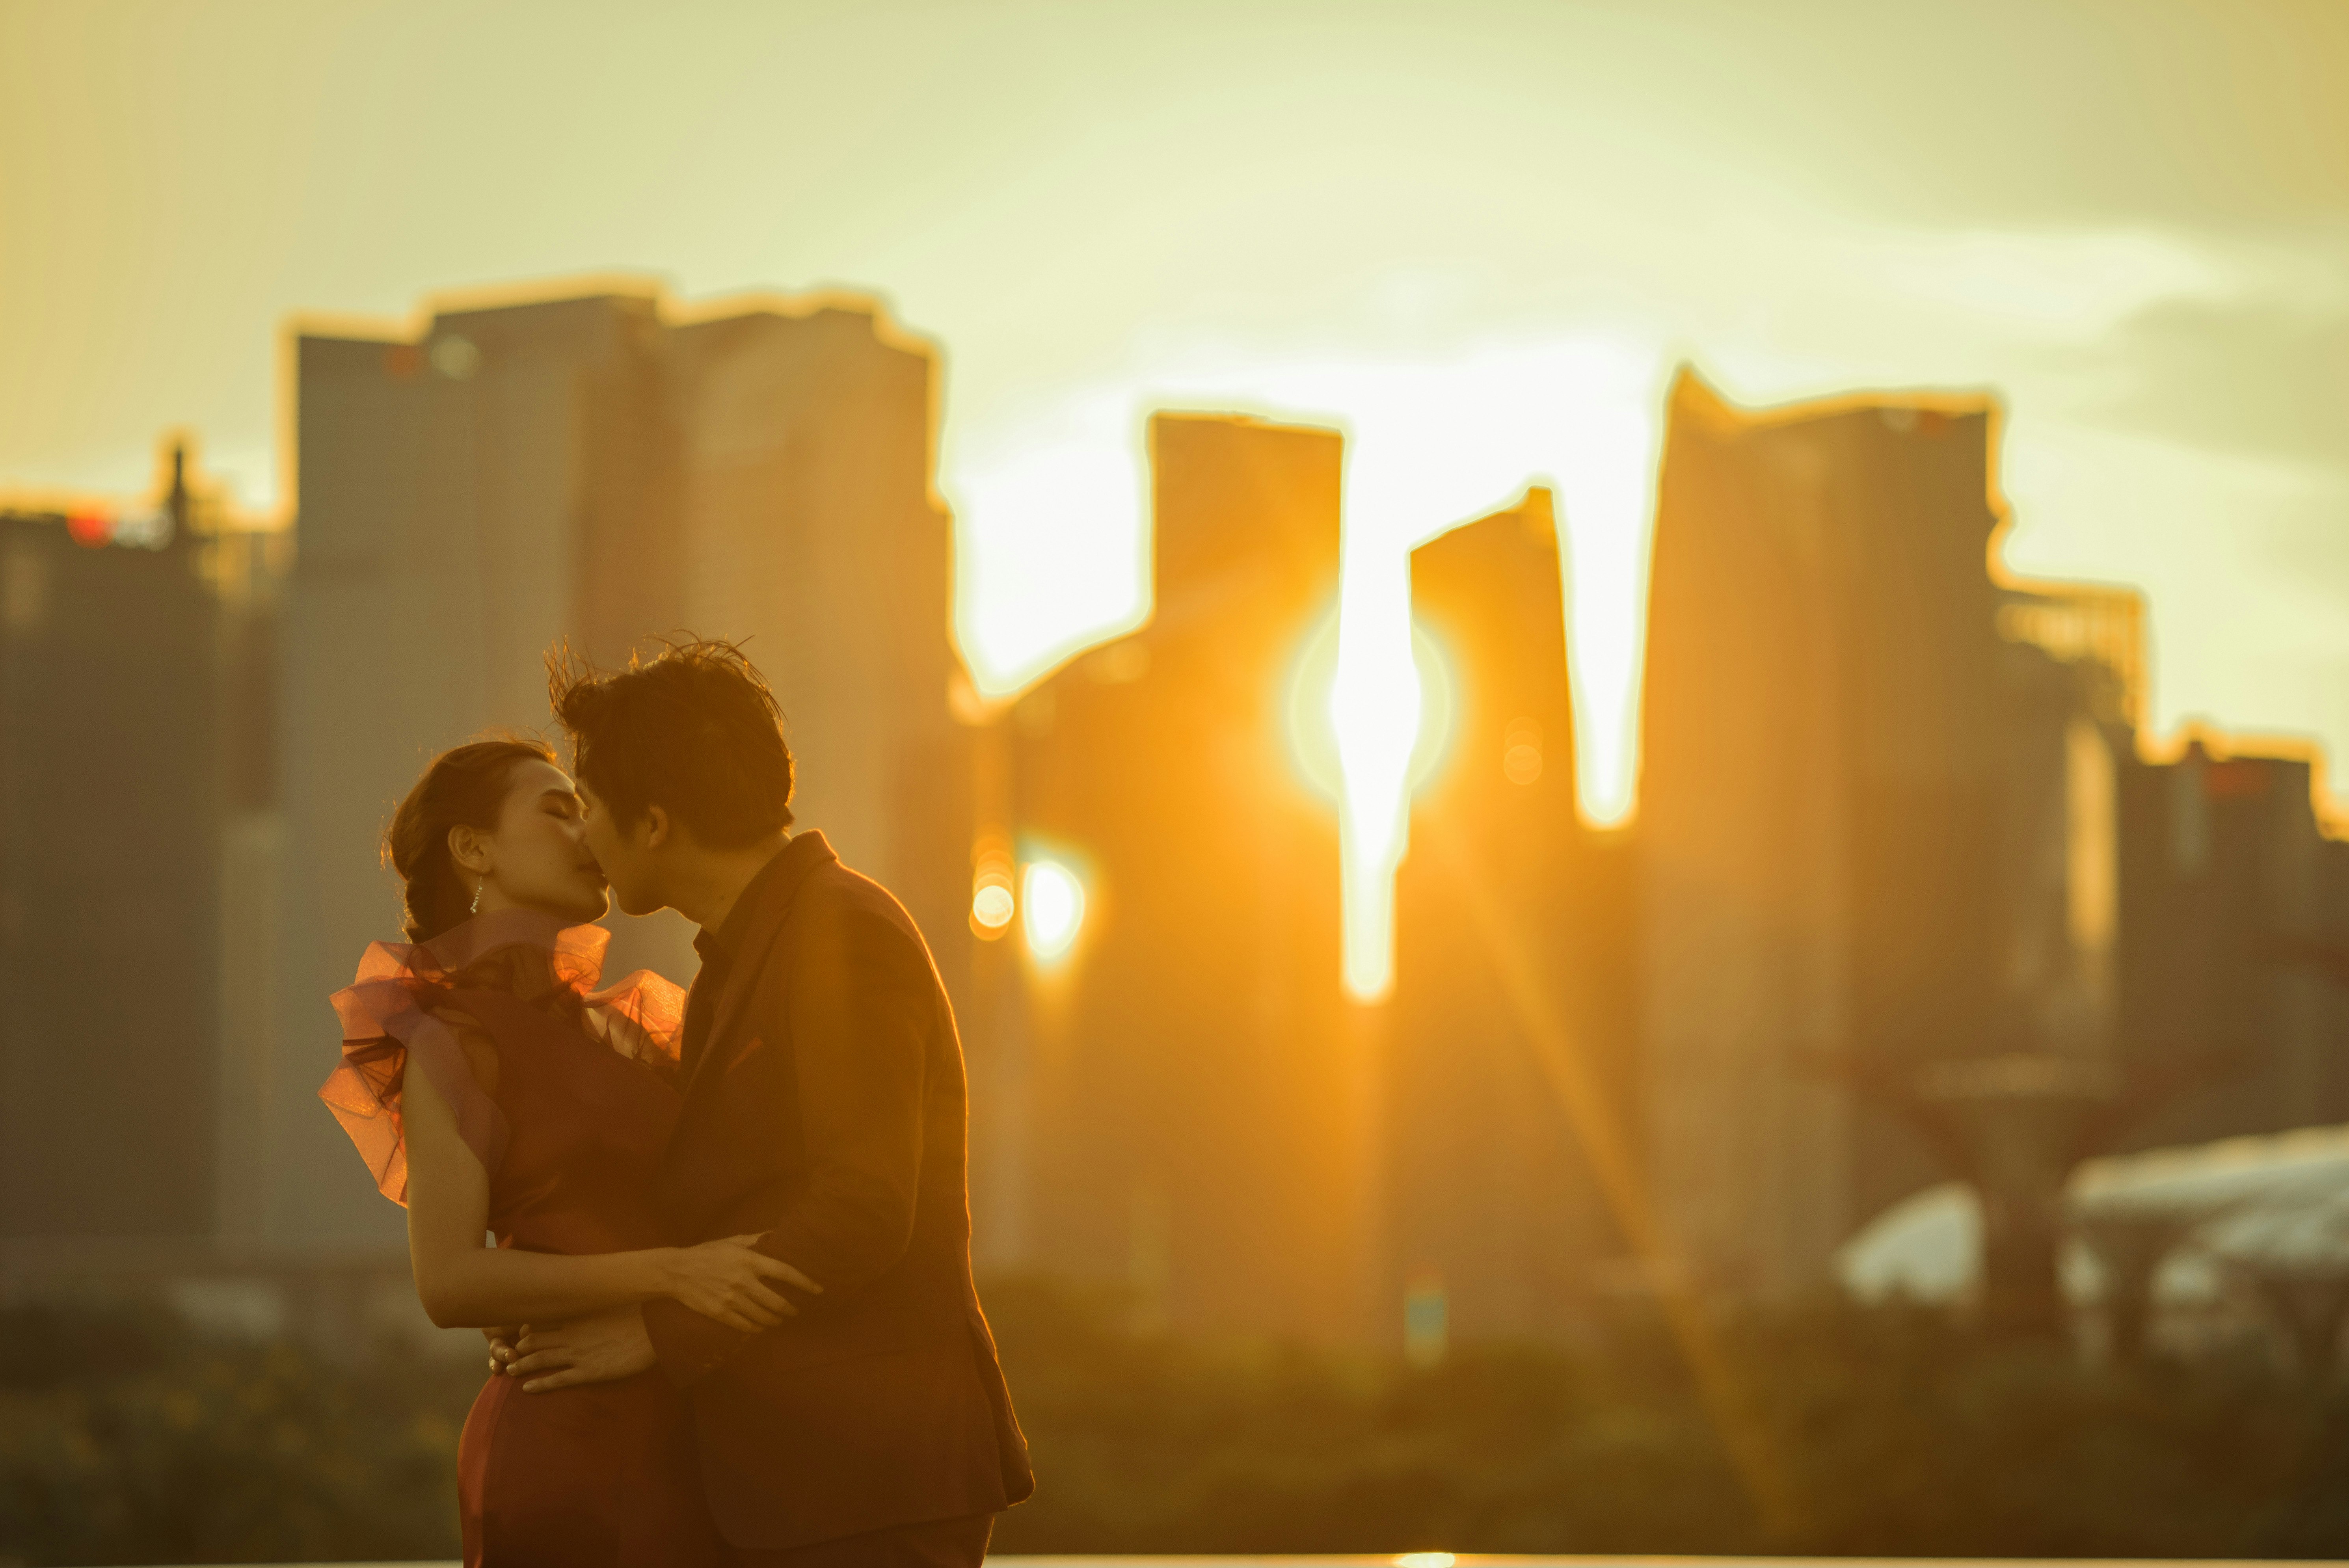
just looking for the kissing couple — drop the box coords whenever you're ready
[320,639,1033,1566]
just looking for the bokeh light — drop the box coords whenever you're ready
[971,831,1016,939]
[1503,717,1543,785]
[1021,856,1087,966]
[971,882,1014,934]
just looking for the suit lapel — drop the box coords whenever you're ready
[673,831,838,1110]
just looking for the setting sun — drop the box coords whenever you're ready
[958,336,1671,995]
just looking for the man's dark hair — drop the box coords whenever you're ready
[548,636,795,845]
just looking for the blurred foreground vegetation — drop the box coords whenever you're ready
[3,1280,2346,1564]
[0,1298,476,1565]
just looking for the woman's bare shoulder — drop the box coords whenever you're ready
[413,998,501,1094]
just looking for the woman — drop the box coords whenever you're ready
[320,738,814,1566]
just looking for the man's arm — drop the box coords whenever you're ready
[646,891,932,1386]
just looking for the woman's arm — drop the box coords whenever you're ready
[400,1044,815,1330]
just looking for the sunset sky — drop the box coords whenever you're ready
[6,0,2347,839]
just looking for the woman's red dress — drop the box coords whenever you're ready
[320,910,729,1568]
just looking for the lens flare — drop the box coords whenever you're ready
[971,882,1014,932]
[971,831,1016,939]
[1021,857,1087,965]
[1503,717,1545,785]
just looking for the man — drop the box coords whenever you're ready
[501,638,1032,1566]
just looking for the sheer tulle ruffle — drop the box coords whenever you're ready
[319,909,686,1205]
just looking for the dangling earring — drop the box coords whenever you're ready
[471,876,485,915]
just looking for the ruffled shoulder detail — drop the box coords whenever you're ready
[320,965,508,1209]
[317,910,625,1206]
[583,968,689,1072]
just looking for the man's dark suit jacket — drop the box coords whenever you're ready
[642,831,1033,1552]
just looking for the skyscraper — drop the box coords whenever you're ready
[1389,489,1635,1342]
[2117,739,2349,1148]
[666,304,966,965]
[0,450,271,1246]
[1635,373,2128,1298]
[998,413,1369,1341]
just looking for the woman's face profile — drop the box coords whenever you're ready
[465,759,611,925]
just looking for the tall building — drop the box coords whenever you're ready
[1388,489,1636,1342]
[210,517,292,1247]
[272,288,962,1248]
[998,413,1370,1341]
[2116,739,2349,1148]
[1635,374,2130,1300]
[666,306,966,953]
[0,449,276,1247]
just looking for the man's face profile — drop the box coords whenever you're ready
[576,779,663,917]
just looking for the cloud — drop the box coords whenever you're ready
[2075,289,2349,476]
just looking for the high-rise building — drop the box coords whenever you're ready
[272,288,962,1248]
[2117,739,2349,1147]
[0,449,276,1247]
[210,517,291,1248]
[1635,374,2131,1300]
[666,306,970,1015]
[996,413,1370,1341]
[1388,489,1636,1342]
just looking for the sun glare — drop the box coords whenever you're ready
[1284,606,1346,801]
[951,331,1671,996]
[1290,608,1456,1001]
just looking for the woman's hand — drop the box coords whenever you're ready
[660,1235,822,1333]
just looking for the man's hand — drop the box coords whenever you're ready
[506,1305,657,1393]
